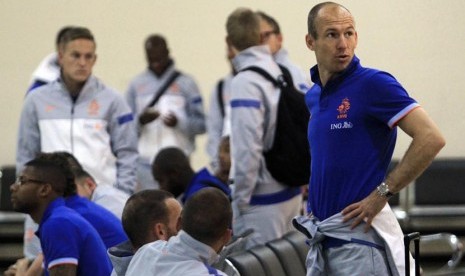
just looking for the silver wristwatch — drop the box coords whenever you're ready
[376,182,394,199]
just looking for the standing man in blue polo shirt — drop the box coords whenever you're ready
[10,156,112,276]
[294,2,445,275]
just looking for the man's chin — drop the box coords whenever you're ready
[72,74,90,83]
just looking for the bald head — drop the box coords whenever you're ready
[307,2,352,39]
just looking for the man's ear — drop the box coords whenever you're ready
[85,177,97,192]
[225,37,239,56]
[277,33,283,44]
[153,222,168,241]
[38,183,53,198]
[222,228,233,247]
[305,34,315,51]
[57,50,64,67]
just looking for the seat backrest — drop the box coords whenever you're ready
[226,251,266,276]
[415,159,465,205]
[248,244,286,276]
[0,165,16,211]
[267,238,306,276]
[283,231,309,267]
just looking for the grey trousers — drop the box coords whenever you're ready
[322,242,392,276]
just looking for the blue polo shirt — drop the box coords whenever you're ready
[306,56,419,220]
[36,197,112,276]
[65,195,128,248]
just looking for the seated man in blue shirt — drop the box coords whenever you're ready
[10,155,112,276]
[152,145,231,204]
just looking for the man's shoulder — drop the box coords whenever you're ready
[43,205,87,230]
[26,80,60,99]
[351,66,397,87]
[128,70,153,84]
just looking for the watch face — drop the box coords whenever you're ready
[377,183,390,197]
[379,184,388,194]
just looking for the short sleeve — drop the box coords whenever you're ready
[365,72,419,128]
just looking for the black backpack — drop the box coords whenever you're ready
[241,65,311,187]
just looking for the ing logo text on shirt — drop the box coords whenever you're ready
[330,121,353,130]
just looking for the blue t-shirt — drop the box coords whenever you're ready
[182,168,231,203]
[306,56,419,220]
[65,195,128,248]
[37,197,112,276]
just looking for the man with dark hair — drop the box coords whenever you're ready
[225,7,302,249]
[27,25,74,92]
[74,168,129,219]
[17,26,138,196]
[293,2,445,275]
[10,156,112,276]
[125,187,231,275]
[126,33,206,191]
[152,146,231,204]
[108,189,181,276]
[13,152,128,275]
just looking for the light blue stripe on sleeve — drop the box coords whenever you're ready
[48,257,78,269]
[388,103,420,128]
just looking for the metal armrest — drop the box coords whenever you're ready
[420,233,464,270]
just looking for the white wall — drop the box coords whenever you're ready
[1,0,464,170]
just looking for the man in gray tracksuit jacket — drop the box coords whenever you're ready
[226,8,302,250]
[16,27,137,195]
[17,75,138,194]
[16,27,138,260]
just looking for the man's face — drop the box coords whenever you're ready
[10,167,44,214]
[306,5,357,81]
[153,165,185,198]
[59,38,96,85]
[164,198,182,239]
[259,19,282,55]
[146,46,170,76]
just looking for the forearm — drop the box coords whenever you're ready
[385,110,445,194]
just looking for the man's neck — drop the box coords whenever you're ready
[62,77,86,98]
[150,59,173,77]
[29,203,48,225]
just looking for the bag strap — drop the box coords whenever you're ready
[241,65,293,89]
[146,71,181,108]
[241,66,279,87]
[216,79,225,118]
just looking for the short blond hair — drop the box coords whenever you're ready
[226,7,261,51]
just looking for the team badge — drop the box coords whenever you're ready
[337,97,350,119]
[88,99,100,116]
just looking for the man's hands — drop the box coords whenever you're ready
[139,109,178,127]
[3,258,29,276]
[342,190,387,232]
[139,109,160,125]
[162,113,178,127]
